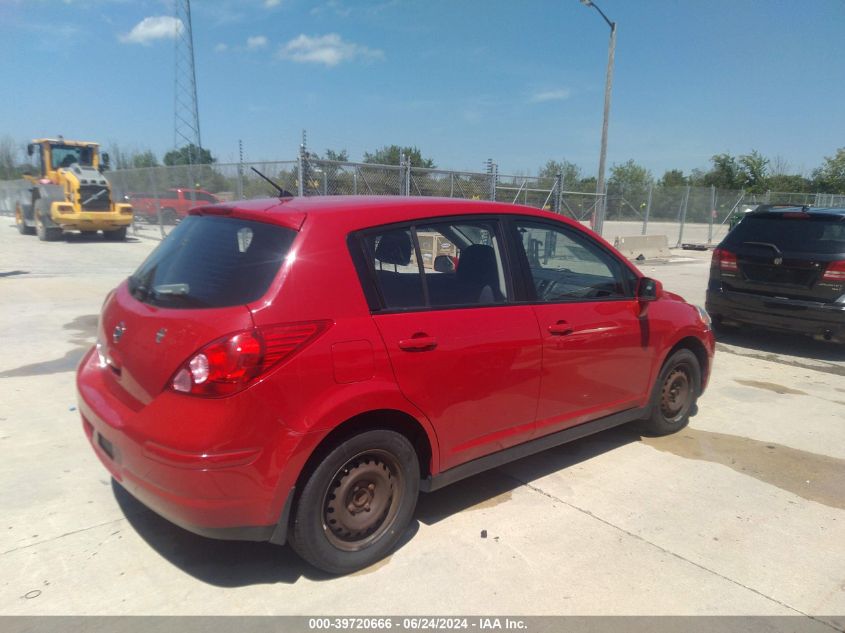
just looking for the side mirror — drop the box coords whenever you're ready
[636,277,663,316]
[27,144,34,157]
[100,153,110,172]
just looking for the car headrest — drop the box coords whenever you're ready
[457,244,498,287]
[375,231,413,266]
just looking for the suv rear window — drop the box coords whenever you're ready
[725,215,845,254]
[128,216,296,309]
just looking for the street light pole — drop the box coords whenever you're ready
[581,0,616,236]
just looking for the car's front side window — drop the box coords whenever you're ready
[515,220,633,302]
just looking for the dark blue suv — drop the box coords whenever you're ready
[706,205,845,343]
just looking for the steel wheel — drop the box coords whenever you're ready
[660,366,691,422]
[290,429,419,574]
[640,348,701,436]
[322,449,404,552]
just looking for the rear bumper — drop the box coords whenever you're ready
[706,287,845,340]
[76,348,294,543]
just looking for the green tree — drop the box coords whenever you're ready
[538,159,581,189]
[607,160,652,219]
[132,150,159,168]
[658,169,687,188]
[363,145,435,168]
[163,144,215,166]
[812,148,845,193]
[323,148,349,162]
[704,153,741,189]
[609,159,652,189]
[738,150,769,193]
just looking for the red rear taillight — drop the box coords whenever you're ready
[169,321,331,397]
[711,248,738,273]
[822,260,845,282]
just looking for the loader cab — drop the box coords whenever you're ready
[28,139,102,179]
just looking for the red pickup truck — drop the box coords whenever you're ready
[126,189,219,224]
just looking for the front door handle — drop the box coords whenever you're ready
[398,334,438,351]
[548,321,574,336]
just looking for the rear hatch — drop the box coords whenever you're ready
[98,215,297,404]
[715,212,845,303]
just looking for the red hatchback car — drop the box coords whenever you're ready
[77,196,714,573]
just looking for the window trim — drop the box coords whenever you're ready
[506,216,639,304]
[350,215,516,314]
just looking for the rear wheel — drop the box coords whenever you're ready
[289,429,419,574]
[34,202,61,241]
[103,227,127,241]
[640,349,701,436]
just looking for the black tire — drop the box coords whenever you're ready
[289,429,420,574]
[103,227,127,241]
[34,201,61,241]
[640,349,701,436]
[15,204,34,235]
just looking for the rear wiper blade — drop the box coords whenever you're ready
[743,241,783,256]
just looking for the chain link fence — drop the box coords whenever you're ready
[3,155,844,244]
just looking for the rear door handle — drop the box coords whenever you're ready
[548,321,574,336]
[398,335,438,351]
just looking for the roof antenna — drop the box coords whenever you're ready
[250,167,293,198]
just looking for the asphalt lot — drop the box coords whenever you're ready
[0,221,843,624]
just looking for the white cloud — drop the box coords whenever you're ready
[264,0,281,7]
[246,35,268,50]
[214,43,229,53]
[119,16,183,45]
[529,89,572,103]
[278,33,383,67]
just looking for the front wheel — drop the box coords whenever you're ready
[35,202,61,242]
[15,204,34,235]
[289,429,420,574]
[640,349,701,436]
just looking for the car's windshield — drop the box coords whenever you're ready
[50,144,94,169]
[129,216,297,309]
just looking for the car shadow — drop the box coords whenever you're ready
[112,424,641,586]
[715,326,845,363]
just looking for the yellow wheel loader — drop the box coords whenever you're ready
[15,137,133,241]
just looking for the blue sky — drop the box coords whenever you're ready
[1,0,844,177]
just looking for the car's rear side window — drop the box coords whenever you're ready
[726,216,845,254]
[128,216,296,309]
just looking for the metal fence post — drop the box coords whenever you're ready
[147,167,164,239]
[676,185,690,247]
[236,139,244,199]
[297,155,304,197]
[488,161,498,201]
[708,185,716,244]
[642,182,653,235]
[555,172,563,214]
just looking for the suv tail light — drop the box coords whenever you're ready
[169,321,331,397]
[712,248,738,273]
[822,260,845,282]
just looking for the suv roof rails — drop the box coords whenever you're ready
[753,204,810,213]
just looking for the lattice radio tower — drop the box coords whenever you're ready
[173,0,202,166]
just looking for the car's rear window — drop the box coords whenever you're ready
[128,216,296,309]
[725,215,845,254]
